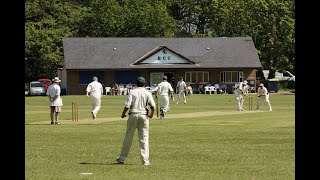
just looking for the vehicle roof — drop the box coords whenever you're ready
[38,79,52,82]
[30,81,42,83]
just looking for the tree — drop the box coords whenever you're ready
[25,0,90,81]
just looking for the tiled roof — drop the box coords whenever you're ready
[62,37,261,69]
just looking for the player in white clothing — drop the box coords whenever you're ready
[153,76,174,119]
[256,83,272,111]
[233,80,249,111]
[86,76,104,119]
[176,77,187,104]
[116,76,156,165]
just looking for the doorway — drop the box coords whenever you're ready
[150,72,175,86]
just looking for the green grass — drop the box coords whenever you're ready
[25,93,295,180]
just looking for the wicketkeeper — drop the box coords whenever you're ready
[256,83,272,111]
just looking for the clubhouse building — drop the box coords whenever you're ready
[61,37,262,95]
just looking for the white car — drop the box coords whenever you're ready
[29,81,46,96]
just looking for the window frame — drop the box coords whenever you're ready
[185,71,209,84]
[220,71,243,84]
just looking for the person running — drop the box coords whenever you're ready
[176,77,187,104]
[86,76,104,119]
[116,76,156,165]
[153,76,174,119]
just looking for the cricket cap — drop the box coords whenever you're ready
[163,76,168,80]
[137,76,145,84]
[259,83,264,87]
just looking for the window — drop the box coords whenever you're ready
[220,71,243,84]
[115,71,139,84]
[185,71,209,84]
[79,71,105,85]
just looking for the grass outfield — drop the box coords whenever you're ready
[25,93,295,179]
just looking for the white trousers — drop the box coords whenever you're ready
[256,94,272,110]
[118,114,149,164]
[90,94,101,116]
[159,95,170,112]
[234,91,244,111]
[177,90,186,104]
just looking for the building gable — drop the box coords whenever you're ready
[132,46,196,65]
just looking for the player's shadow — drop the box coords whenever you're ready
[79,162,128,165]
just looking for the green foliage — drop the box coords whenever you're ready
[25,0,91,81]
[25,0,295,81]
[26,94,295,179]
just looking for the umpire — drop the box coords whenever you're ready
[116,76,156,165]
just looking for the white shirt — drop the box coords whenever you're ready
[257,87,268,96]
[86,80,103,96]
[234,82,249,96]
[153,81,174,96]
[46,83,63,106]
[125,87,156,114]
[176,80,186,91]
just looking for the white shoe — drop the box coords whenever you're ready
[256,109,260,111]
[116,157,124,164]
[269,109,272,111]
[143,162,150,166]
[177,102,179,104]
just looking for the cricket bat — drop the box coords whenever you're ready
[155,95,159,117]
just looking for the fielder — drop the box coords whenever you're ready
[233,80,249,111]
[256,83,272,111]
[176,77,187,104]
[116,77,155,165]
[153,76,174,119]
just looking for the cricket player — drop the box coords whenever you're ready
[256,83,272,111]
[116,76,156,165]
[233,80,249,111]
[176,77,187,104]
[153,76,174,119]
[46,77,63,124]
[86,76,104,119]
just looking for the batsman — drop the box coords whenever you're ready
[233,80,249,111]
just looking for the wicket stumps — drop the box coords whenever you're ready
[248,97,253,111]
[72,102,78,122]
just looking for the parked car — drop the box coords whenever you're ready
[29,81,46,96]
[38,78,52,91]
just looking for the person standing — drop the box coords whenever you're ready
[233,80,249,111]
[86,76,104,120]
[176,77,187,104]
[46,77,63,124]
[256,83,272,111]
[153,76,174,119]
[116,76,156,165]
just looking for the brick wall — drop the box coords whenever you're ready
[66,68,257,95]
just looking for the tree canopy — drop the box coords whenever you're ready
[25,0,295,81]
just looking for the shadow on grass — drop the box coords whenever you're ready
[79,162,129,165]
